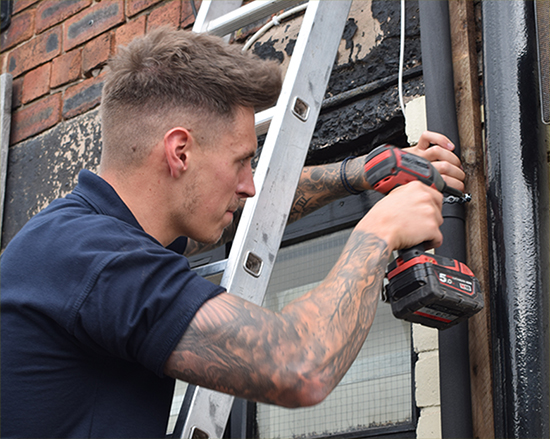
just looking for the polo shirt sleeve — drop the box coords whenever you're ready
[69,244,225,377]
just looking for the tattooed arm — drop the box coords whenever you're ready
[287,157,368,223]
[164,182,444,407]
[289,130,465,222]
[167,231,389,407]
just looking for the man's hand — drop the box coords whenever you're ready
[358,181,444,251]
[329,130,465,197]
[403,131,465,194]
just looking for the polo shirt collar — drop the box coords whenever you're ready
[72,169,143,232]
[71,170,188,253]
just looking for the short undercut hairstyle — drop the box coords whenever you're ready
[100,26,283,169]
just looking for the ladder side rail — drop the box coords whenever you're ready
[221,0,353,301]
[205,0,305,37]
[0,73,13,248]
[254,107,274,137]
[176,2,353,437]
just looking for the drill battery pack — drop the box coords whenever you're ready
[385,247,484,330]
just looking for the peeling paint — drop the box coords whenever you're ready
[252,37,284,64]
[307,76,424,164]
[251,0,384,74]
[250,0,423,163]
[336,1,383,66]
[2,108,102,248]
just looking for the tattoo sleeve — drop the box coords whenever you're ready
[289,164,345,224]
[164,230,390,407]
[289,157,368,224]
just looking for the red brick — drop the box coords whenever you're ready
[22,63,51,104]
[82,32,111,75]
[12,0,40,15]
[0,8,35,51]
[36,0,92,33]
[181,0,201,29]
[64,0,124,51]
[126,0,163,18]
[7,26,62,78]
[50,50,82,88]
[147,0,181,31]
[114,16,146,51]
[11,77,24,110]
[11,93,62,144]
[62,73,105,119]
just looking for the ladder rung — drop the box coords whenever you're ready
[205,0,306,36]
[192,259,228,279]
[255,107,274,136]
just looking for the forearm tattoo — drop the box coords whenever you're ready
[288,164,347,224]
[289,157,368,224]
[165,231,390,406]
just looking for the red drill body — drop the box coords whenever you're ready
[364,145,483,330]
[364,144,463,197]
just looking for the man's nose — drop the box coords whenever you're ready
[237,166,256,199]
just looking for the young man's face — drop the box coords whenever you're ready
[180,106,257,244]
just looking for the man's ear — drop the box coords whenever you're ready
[164,127,191,178]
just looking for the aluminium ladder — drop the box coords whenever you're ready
[173,1,353,437]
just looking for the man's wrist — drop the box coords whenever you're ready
[340,156,362,195]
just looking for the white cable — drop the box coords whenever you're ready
[398,0,406,115]
[242,3,308,52]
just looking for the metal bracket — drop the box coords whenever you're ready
[444,193,472,204]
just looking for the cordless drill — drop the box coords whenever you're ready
[364,144,484,330]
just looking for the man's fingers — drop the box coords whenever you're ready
[424,233,444,251]
[431,161,466,192]
[409,143,462,168]
[416,130,455,151]
[363,182,444,251]
[404,140,465,190]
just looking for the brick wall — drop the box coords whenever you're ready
[1,0,202,146]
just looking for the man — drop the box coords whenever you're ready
[1,27,464,437]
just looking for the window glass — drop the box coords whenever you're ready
[257,228,413,438]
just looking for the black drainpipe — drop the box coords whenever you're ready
[418,2,473,438]
[482,1,550,438]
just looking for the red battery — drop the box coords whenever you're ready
[385,247,484,330]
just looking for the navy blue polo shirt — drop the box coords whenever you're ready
[0,170,225,438]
